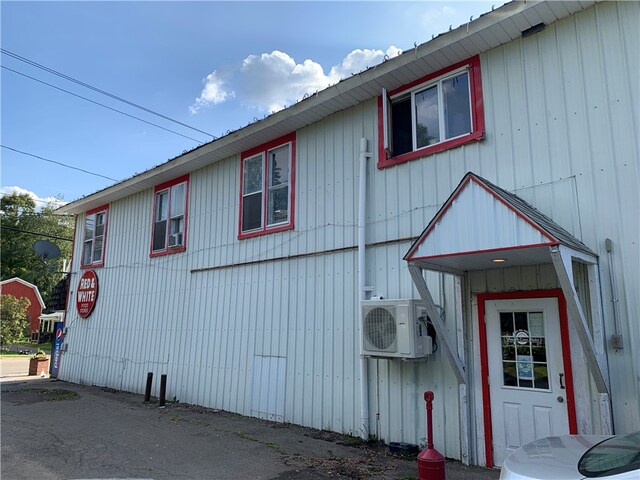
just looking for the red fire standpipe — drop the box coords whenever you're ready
[417,391,446,480]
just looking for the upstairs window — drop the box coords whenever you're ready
[378,55,484,168]
[239,132,295,239]
[150,175,189,257]
[82,205,108,268]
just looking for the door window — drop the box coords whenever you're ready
[500,311,549,390]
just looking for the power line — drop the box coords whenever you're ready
[1,48,216,139]
[1,145,119,181]
[2,66,204,143]
[0,224,73,242]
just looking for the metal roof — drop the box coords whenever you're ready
[58,0,597,215]
[404,172,596,274]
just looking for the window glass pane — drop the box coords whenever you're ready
[269,145,289,187]
[503,362,517,386]
[514,312,528,331]
[502,337,515,361]
[170,216,183,235]
[82,241,92,265]
[153,220,167,251]
[534,364,549,389]
[443,72,471,139]
[268,185,288,225]
[500,312,514,335]
[244,155,263,195]
[92,237,103,263]
[415,85,440,148]
[391,97,412,156]
[170,183,185,217]
[242,192,262,232]
[84,214,95,240]
[156,191,168,221]
[96,212,105,227]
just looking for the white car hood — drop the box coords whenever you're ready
[500,435,610,480]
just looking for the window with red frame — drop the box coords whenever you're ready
[239,133,295,239]
[151,175,189,256]
[378,56,484,169]
[82,205,108,267]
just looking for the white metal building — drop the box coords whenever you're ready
[58,1,639,467]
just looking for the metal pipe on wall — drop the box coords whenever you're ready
[358,137,371,440]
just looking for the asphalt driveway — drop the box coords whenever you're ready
[1,371,499,480]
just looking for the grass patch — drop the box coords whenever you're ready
[341,435,363,446]
[24,388,79,401]
[235,432,283,454]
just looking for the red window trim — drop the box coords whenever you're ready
[149,174,190,258]
[80,204,109,269]
[377,55,485,169]
[238,132,296,240]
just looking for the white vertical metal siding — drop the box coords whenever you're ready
[60,1,638,463]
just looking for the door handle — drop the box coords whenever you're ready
[559,373,565,390]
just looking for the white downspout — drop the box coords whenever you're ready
[358,137,371,440]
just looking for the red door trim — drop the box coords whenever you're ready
[477,289,577,468]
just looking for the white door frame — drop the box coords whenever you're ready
[477,289,577,468]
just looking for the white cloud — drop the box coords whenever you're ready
[0,186,68,210]
[190,70,236,114]
[190,46,402,114]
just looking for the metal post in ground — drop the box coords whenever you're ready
[144,372,153,402]
[159,374,167,407]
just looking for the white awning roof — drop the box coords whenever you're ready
[404,172,596,274]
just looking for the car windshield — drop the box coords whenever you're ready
[578,432,640,477]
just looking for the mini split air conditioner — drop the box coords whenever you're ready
[361,299,433,359]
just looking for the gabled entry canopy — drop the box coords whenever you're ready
[404,172,596,274]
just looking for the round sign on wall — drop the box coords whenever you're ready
[76,270,99,318]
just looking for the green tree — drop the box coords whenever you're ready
[0,193,73,305]
[0,294,30,346]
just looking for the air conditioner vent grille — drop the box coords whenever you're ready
[364,307,397,351]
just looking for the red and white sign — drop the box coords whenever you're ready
[76,270,99,318]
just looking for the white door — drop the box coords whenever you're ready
[486,297,570,466]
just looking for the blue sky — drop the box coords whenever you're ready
[1,1,494,208]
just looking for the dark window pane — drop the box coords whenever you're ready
[415,85,440,148]
[269,145,289,188]
[534,364,549,389]
[519,379,533,388]
[503,362,517,386]
[500,312,514,336]
[153,220,167,251]
[531,339,547,361]
[502,338,515,360]
[156,191,168,221]
[514,312,528,331]
[268,186,288,225]
[92,237,103,263]
[84,214,95,239]
[391,97,412,155]
[443,72,471,139]
[517,344,531,357]
[82,241,92,265]
[242,192,262,232]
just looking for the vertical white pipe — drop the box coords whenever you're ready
[358,137,370,439]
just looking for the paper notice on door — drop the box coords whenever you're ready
[517,355,533,380]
